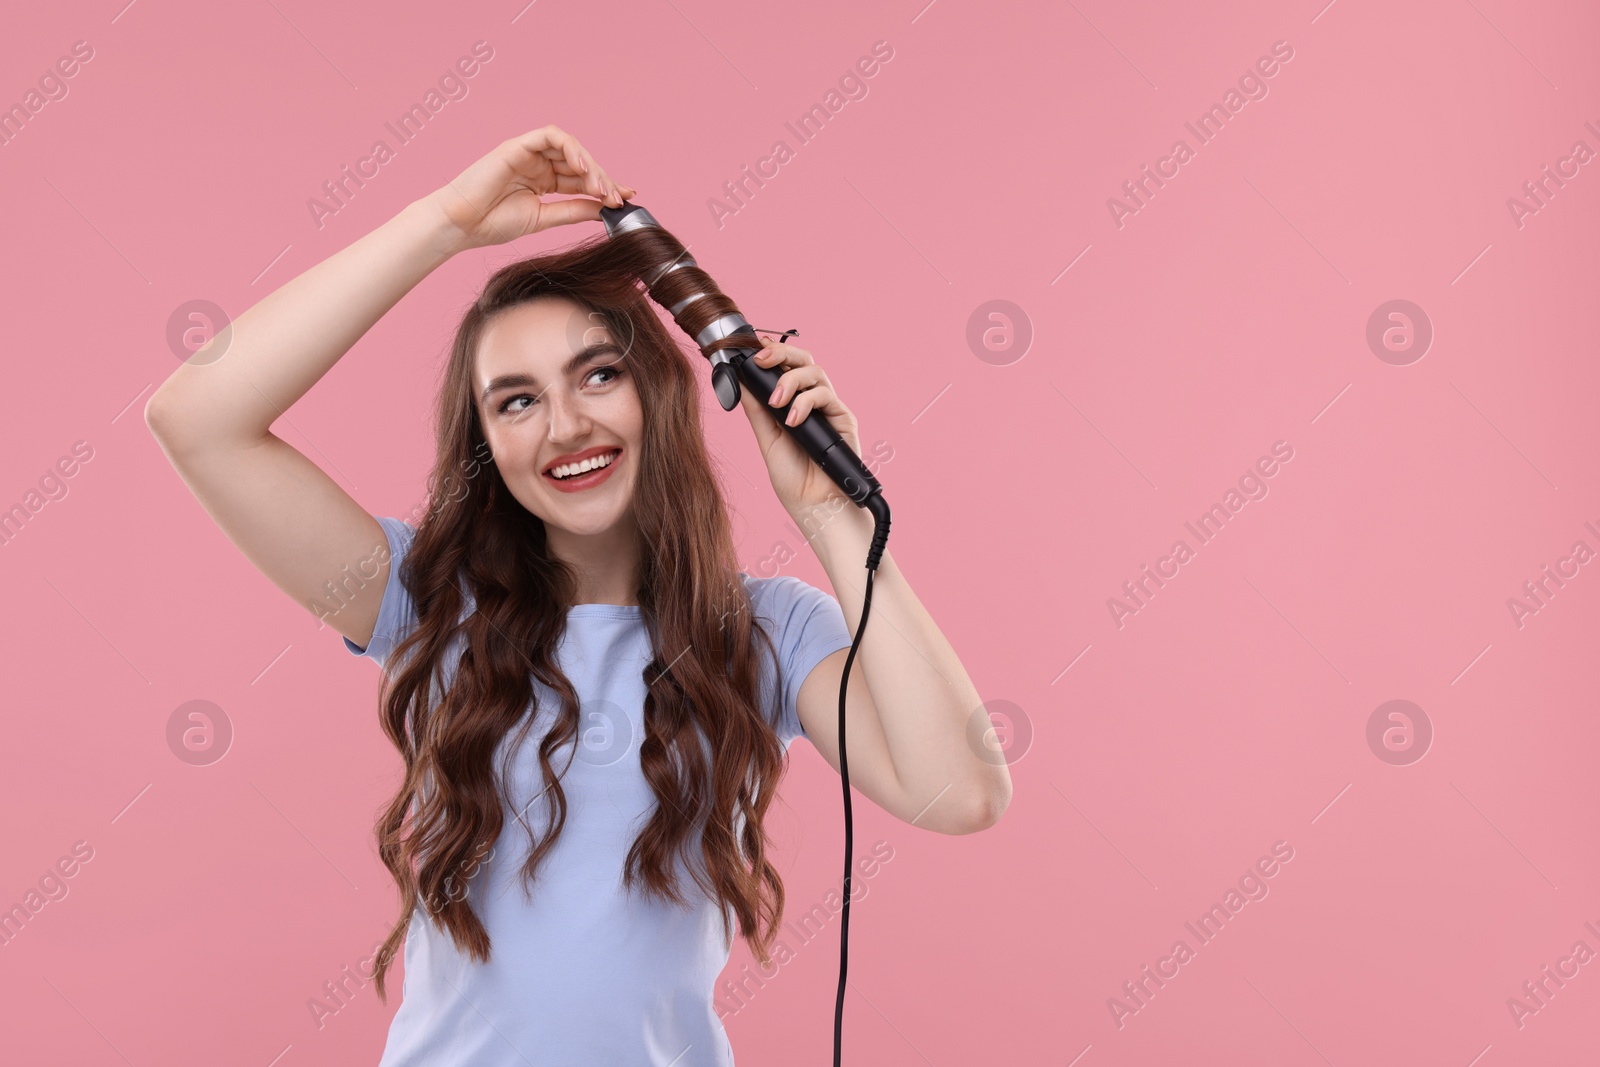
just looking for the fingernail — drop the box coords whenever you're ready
[768,387,781,404]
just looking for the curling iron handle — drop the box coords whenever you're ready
[731,352,884,507]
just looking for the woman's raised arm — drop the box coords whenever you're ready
[144,126,635,651]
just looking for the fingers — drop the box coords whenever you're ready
[780,377,843,427]
[754,335,822,408]
[509,125,636,206]
[543,125,607,198]
[753,339,838,427]
[548,159,636,196]
[506,124,585,181]
[572,167,635,206]
[764,362,828,407]
[548,155,637,203]
[547,172,637,202]
[754,333,813,366]
[550,173,588,196]
[534,196,605,230]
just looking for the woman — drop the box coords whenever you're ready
[146,125,1010,1065]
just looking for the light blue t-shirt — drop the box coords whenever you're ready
[342,516,856,1066]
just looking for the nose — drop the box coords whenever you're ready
[543,387,593,448]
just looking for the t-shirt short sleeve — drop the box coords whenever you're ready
[342,515,419,670]
[745,573,857,747]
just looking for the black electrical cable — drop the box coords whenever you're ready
[832,496,888,1067]
[600,203,891,1066]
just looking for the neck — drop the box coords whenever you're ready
[544,519,642,606]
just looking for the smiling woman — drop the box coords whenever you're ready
[463,287,653,607]
[143,124,1003,1067]
[315,231,882,1065]
[143,123,863,1065]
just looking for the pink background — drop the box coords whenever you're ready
[2,0,1597,1063]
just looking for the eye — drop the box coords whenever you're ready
[494,365,623,416]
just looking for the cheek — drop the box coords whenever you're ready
[618,386,646,443]
[488,412,540,443]
[481,423,539,478]
[480,424,513,461]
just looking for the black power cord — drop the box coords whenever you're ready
[768,331,892,1067]
[832,494,889,1066]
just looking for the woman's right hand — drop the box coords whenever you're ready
[423,125,637,252]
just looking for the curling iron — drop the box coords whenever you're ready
[601,202,890,1066]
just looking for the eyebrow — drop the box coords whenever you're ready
[479,342,622,404]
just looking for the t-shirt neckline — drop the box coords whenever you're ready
[564,572,755,618]
[567,604,643,618]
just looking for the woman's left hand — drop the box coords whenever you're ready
[737,334,862,520]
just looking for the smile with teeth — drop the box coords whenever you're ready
[548,449,621,480]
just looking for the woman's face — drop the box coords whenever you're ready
[475,296,643,538]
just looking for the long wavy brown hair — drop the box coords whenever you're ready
[366,226,792,1001]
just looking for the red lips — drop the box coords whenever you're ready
[542,445,623,475]
[542,447,623,493]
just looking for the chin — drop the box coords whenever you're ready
[511,475,636,537]
[547,513,630,537]
[534,494,636,537]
